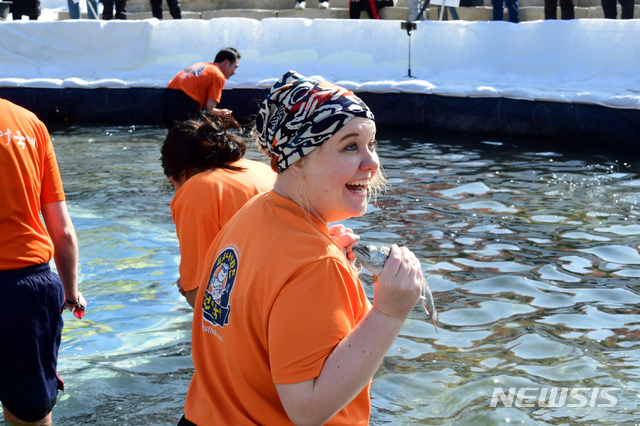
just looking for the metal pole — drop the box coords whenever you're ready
[407,31,412,78]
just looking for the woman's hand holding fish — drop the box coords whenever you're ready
[372,245,423,320]
[329,224,360,264]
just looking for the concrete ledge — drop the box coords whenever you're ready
[232,0,294,10]
[278,8,349,18]
[179,11,201,18]
[126,0,225,12]
[54,0,639,21]
[201,9,278,19]
[456,6,492,20]
[421,4,626,20]
[126,11,200,19]
[574,7,588,17]
[519,6,545,20]
[520,0,545,6]
[126,12,151,19]
[292,0,351,7]
[582,6,603,17]
[574,0,602,6]
[379,7,410,19]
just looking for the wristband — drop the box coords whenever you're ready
[65,296,86,319]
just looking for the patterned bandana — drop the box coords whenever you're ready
[256,71,375,173]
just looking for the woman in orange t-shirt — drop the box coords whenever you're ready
[179,71,424,426]
[161,115,276,307]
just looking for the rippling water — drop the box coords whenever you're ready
[8,125,640,425]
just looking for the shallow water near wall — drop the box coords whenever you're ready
[4,125,640,425]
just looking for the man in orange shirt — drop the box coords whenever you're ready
[161,47,241,129]
[160,115,276,308]
[0,99,87,424]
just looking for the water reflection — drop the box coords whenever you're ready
[366,132,640,425]
[9,126,640,425]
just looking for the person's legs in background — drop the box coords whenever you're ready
[150,0,162,19]
[559,0,574,18]
[600,0,616,17]
[349,0,363,18]
[87,0,99,18]
[67,0,80,18]
[101,0,113,19]
[362,0,380,18]
[544,0,557,18]
[166,0,181,18]
[114,0,125,19]
[10,0,40,19]
[492,0,504,20]
[68,0,98,18]
[406,0,424,20]
[619,0,634,18]
[505,0,519,22]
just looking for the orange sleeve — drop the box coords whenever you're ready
[205,69,225,104]
[173,200,222,292]
[269,258,361,384]
[41,137,66,204]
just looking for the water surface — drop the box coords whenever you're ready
[5,125,640,425]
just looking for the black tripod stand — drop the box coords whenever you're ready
[402,0,430,78]
[401,20,417,78]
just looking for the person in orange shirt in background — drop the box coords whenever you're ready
[161,47,241,129]
[0,99,87,424]
[160,115,276,308]
[178,71,424,426]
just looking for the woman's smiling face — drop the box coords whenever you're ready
[297,117,380,224]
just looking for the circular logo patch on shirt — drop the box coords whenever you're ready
[202,246,238,328]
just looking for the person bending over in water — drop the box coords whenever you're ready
[161,47,241,129]
[161,115,276,308]
[178,71,424,425]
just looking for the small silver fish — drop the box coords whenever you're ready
[352,244,438,334]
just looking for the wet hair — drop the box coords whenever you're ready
[160,115,247,180]
[214,47,241,64]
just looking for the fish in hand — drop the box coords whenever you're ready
[352,244,438,333]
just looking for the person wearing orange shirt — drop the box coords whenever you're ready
[178,71,424,425]
[0,99,86,424]
[161,47,241,129]
[160,115,276,308]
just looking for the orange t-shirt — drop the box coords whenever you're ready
[0,99,66,270]
[170,159,276,292]
[167,62,226,108]
[185,191,372,425]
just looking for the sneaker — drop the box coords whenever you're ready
[318,1,329,8]
[295,1,306,9]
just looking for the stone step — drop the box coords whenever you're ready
[124,0,617,13]
[124,0,353,13]
[57,0,639,20]
[440,4,639,19]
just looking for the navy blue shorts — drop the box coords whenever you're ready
[161,88,201,129]
[0,263,65,422]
